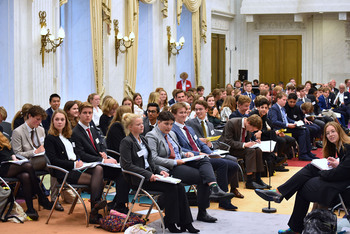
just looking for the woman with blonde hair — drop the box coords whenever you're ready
[87,93,103,127]
[220,96,236,122]
[12,103,33,130]
[120,113,199,233]
[0,131,53,220]
[158,89,169,112]
[45,109,106,223]
[106,105,133,153]
[99,98,119,136]
[256,121,350,234]
[148,92,160,106]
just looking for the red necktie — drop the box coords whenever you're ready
[164,135,176,159]
[241,128,246,143]
[86,128,97,151]
[183,126,199,152]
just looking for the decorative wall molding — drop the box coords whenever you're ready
[254,19,306,31]
[211,10,234,19]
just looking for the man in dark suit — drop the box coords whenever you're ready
[229,95,251,119]
[186,100,244,198]
[332,83,350,124]
[146,111,235,220]
[329,79,339,95]
[42,93,61,131]
[220,115,268,189]
[242,81,256,110]
[71,102,130,213]
[268,92,316,161]
[142,103,159,136]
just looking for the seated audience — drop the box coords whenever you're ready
[268,92,316,161]
[63,100,79,128]
[120,113,199,233]
[99,97,118,136]
[12,103,33,130]
[318,87,346,127]
[42,93,61,131]
[242,81,256,110]
[106,106,132,153]
[71,102,130,214]
[229,95,251,119]
[133,93,144,117]
[256,122,350,234]
[87,93,102,127]
[142,103,160,136]
[0,131,53,220]
[44,110,106,224]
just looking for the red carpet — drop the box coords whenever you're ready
[287,148,323,167]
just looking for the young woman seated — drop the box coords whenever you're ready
[0,131,53,220]
[44,110,106,224]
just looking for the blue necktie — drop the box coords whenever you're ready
[281,108,289,124]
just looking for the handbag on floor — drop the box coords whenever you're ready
[0,185,23,223]
[302,209,337,234]
[98,211,145,232]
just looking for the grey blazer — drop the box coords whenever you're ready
[11,123,46,158]
[145,126,186,170]
[186,118,216,138]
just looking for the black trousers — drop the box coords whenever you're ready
[210,157,239,192]
[286,127,311,156]
[141,181,193,225]
[171,157,216,210]
[103,166,130,204]
[278,164,347,232]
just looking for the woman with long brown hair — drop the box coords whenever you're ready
[63,101,79,128]
[11,103,33,130]
[0,131,53,220]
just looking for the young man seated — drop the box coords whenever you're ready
[42,93,61,131]
[220,114,268,189]
[268,92,316,161]
[71,102,130,213]
[229,95,251,119]
[242,81,256,110]
[142,103,159,136]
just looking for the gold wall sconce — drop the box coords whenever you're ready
[39,11,65,67]
[113,19,135,66]
[167,26,185,65]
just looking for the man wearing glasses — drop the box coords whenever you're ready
[142,103,160,136]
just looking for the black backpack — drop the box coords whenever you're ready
[302,209,337,234]
[0,185,22,223]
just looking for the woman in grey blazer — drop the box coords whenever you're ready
[120,113,199,233]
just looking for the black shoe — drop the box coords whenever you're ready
[39,198,54,210]
[54,201,64,211]
[255,189,283,203]
[165,222,181,233]
[256,180,272,189]
[91,200,107,214]
[275,156,287,166]
[299,154,312,161]
[197,211,217,223]
[218,201,238,211]
[26,209,39,221]
[89,213,102,224]
[180,223,200,233]
[311,146,318,151]
[209,185,234,200]
[245,181,265,190]
[316,141,323,148]
[308,152,318,159]
[274,165,289,172]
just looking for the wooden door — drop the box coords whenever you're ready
[211,33,226,90]
[259,35,301,86]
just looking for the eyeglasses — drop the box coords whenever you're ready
[147,110,157,113]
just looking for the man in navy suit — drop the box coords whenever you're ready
[170,103,238,212]
[71,102,130,213]
[268,92,316,161]
[229,95,251,119]
[242,81,256,110]
[42,93,61,131]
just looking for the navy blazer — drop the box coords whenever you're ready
[242,92,255,109]
[229,109,248,119]
[171,123,212,155]
[71,123,106,163]
[42,108,53,131]
[267,103,295,130]
[318,95,333,110]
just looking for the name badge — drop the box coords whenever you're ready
[186,84,190,87]
[345,96,348,99]
[96,138,100,144]
[312,101,316,105]
[72,142,76,148]
[194,135,198,140]
[40,137,45,142]
[211,130,215,135]
[329,99,332,102]
[293,115,297,118]
[137,150,145,157]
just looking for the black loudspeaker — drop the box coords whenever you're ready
[238,70,248,81]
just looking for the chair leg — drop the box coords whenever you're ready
[141,189,165,234]
[66,184,89,227]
